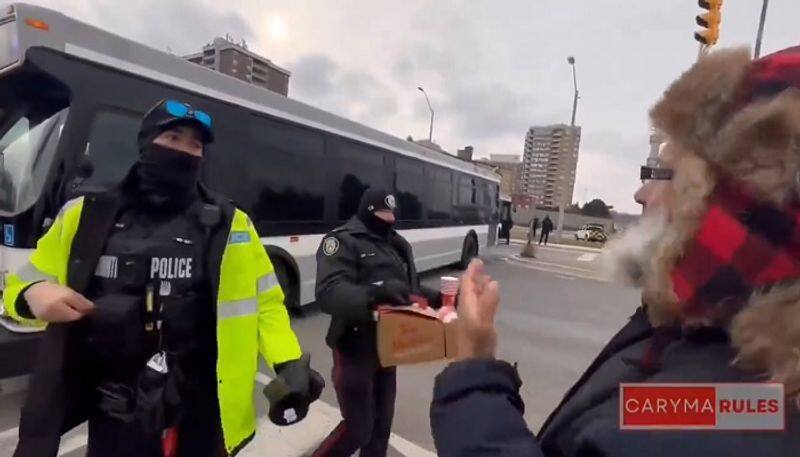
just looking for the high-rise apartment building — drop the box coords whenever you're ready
[521,124,581,208]
[184,36,290,96]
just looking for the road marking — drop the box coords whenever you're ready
[391,433,437,456]
[57,432,87,456]
[505,257,604,283]
[510,256,595,275]
[577,253,597,262]
[0,426,18,441]
[532,259,594,274]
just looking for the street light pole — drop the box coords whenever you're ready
[418,86,434,142]
[569,56,578,127]
[558,56,579,240]
[754,0,770,58]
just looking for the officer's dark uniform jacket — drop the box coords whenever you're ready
[429,306,800,457]
[316,216,428,350]
[82,185,220,455]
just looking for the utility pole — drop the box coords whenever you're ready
[754,0,769,58]
[417,87,434,142]
[557,56,579,241]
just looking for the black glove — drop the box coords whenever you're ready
[419,285,445,309]
[368,279,411,307]
[264,354,325,426]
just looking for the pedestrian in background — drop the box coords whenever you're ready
[539,215,553,245]
[429,46,800,456]
[528,217,540,242]
[499,212,514,245]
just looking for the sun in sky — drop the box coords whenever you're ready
[268,14,289,42]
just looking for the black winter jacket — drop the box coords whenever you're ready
[315,216,438,350]
[430,306,800,457]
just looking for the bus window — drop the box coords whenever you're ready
[395,157,424,222]
[247,117,325,224]
[335,141,387,220]
[82,110,140,189]
[426,166,452,222]
[479,181,493,207]
[458,175,475,206]
[0,107,64,214]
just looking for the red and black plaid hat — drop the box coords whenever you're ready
[736,45,800,109]
[672,179,800,323]
[638,46,800,372]
[635,179,800,372]
[671,46,800,317]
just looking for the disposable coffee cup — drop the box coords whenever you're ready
[441,276,459,308]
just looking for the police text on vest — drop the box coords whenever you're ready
[151,257,193,279]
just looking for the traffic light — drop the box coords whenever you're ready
[694,0,722,46]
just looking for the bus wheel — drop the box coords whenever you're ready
[459,234,479,270]
[273,258,302,316]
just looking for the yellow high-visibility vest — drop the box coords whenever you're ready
[4,196,302,455]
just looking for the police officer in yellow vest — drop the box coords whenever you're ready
[4,99,323,457]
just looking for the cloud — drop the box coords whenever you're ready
[290,54,399,126]
[442,84,537,140]
[290,54,337,98]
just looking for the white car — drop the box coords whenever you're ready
[575,224,607,242]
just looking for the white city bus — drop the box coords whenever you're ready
[0,4,500,376]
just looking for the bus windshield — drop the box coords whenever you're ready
[0,105,65,213]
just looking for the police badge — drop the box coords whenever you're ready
[322,237,340,256]
[384,194,396,210]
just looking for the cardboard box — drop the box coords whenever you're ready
[376,305,458,367]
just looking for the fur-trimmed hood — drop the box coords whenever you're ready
[647,47,800,395]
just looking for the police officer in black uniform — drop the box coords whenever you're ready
[311,187,442,457]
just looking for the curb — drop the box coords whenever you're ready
[510,239,603,254]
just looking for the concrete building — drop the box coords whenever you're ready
[647,131,664,167]
[488,154,521,164]
[521,124,581,208]
[184,36,291,96]
[476,154,522,198]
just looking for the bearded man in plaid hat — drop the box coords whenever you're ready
[428,46,800,457]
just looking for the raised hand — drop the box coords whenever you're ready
[456,259,500,360]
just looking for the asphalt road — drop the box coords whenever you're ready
[0,243,640,456]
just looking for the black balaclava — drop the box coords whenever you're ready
[135,100,213,210]
[356,187,397,236]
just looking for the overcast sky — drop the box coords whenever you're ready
[34,1,800,212]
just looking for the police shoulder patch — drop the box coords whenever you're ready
[322,237,340,256]
[228,231,251,244]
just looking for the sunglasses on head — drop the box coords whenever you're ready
[164,100,212,129]
[640,165,673,183]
